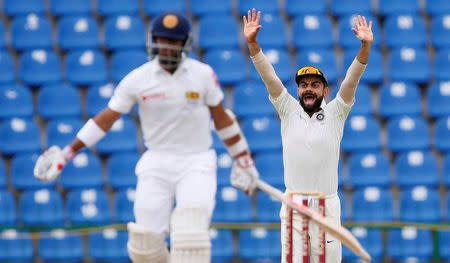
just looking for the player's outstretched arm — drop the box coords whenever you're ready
[210,103,259,195]
[34,107,122,182]
[339,15,373,104]
[244,8,284,100]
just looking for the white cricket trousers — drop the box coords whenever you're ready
[280,193,342,263]
[133,150,217,237]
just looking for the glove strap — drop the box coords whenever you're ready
[235,154,254,169]
[61,146,76,162]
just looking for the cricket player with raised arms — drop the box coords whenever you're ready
[243,8,373,263]
[33,10,259,263]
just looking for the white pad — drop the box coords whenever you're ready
[170,207,211,263]
[127,222,169,263]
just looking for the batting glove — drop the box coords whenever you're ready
[34,146,75,182]
[231,154,259,195]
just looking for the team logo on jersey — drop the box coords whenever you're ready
[185,91,200,104]
[141,92,166,101]
[316,113,325,121]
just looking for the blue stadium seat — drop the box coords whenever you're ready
[338,159,345,188]
[104,15,145,50]
[0,230,33,262]
[400,186,441,223]
[352,187,394,222]
[396,151,439,188]
[257,14,288,49]
[11,153,55,190]
[237,0,279,16]
[233,81,275,118]
[427,81,450,118]
[46,118,83,148]
[60,151,103,190]
[439,231,450,260]
[292,15,334,49]
[378,82,421,118]
[142,0,185,17]
[378,0,419,16]
[210,229,234,262]
[0,20,6,49]
[97,0,138,16]
[203,49,246,86]
[0,51,15,85]
[111,50,147,83]
[197,15,240,51]
[384,14,426,48]
[341,115,381,153]
[107,152,139,190]
[11,14,52,50]
[20,189,64,227]
[0,159,6,189]
[388,47,431,84]
[342,228,383,262]
[296,49,338,84]
[3,0,44,16]
[256,192,282,222]
[216,151,233,187]
[348,152,391,188]
[96,116,138,154]
[0,85,33,119]
[0,118,41,155]
[241,116,282,153]
[66,49,108,86]
[431,15,450,50]
[448,193,450,221]
[285,0,326,16]
[238,228,281,262]
[338,15,381,49]
[213,186,252,222]
[331,82,373,116]
[58,16,100,51]
[331,0,372,17]
[212,131,227,152]
[50,0,92,16]
[343,48,383,84]
[387,116,430,153]
[190,0,232,17]
[426,0,450,16]
[88,229,129,262]
[67,188,111,226]
[39,230,83,262]
[435,116,450,152]
[19,50,62,86]
[254,152,284,189]
[444,154,450,187]
[86,83,115,117]
[0,190,17,226]
[250,49,292,84]
[435,49,450,81]
[114,188,135,223]
[38,84,82,120]
[387,227,433,261]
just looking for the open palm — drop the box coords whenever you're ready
[352,15,373,44]
[243,8,262,42]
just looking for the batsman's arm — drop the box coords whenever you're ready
[244,9,284,100]
[339,15,373,104]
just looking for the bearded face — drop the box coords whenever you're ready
[297,76,328,114]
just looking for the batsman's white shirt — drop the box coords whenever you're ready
[270,89,353,196]
[107,56,224,235]
[108,56,224,155]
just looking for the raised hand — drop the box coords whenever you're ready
[243,8,262,42]
[352,15,373,44]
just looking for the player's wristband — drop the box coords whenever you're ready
[217,122,240,140]
[227,139,249,157]
[76,119,106,147]
[61,145,76,162]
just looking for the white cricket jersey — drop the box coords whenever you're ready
[108,56,224,153]
[270,89,353,195]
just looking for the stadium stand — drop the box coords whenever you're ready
[435,49,450,81]
[338,14,381,49]
[38,230,83,262]
[0,230,33,262]
[237,0,279,16]
[87,229,129,261]
[60,151,103,190]
[11,14,52,50]
[296,49,338,84]
[427,81,450,118]
[65,49,108,86]
[96,0,139,16]
[46,118,84,148]
[49,0,92,17]
[107,152,139,190]
[114,187,135,223]
[19,50,62,86]
[444,154,450,187]
[104,15,146,50]
[331,0,372,17]
[343,48,383,84]
[256,14,288,49]
[341,115,382,153]
[348,152,391,188]
[3,0,45,16]
[190,0,232,17]
[292,15,334,49]
[0,51,15,85]
[57,16,100,51]
[203,49,247,85]
[434,116,450,152]
[11,153,56,190]
[431,15,450,49]
[197,15,240,51]
[399,186,441,223]
[0,85,33,119]
[238,228,281,262]
[425,0,450,16]
[213,186,252,223]
[210,229,234,262]
[386,116,430,153]
[37,83,82,120]
[250,49,292,83]
[0,159,6,189]
[240,116,282,153]
[0,190,17,226]
[284,0,326,16]
[233,81,276,118]
[395,150,439,188]
[142,0,185,17]
[352,187,394,222]
[253,152,284,189]
[387,227,433,261]
[216,151,233,187]
[388,47,431,84]
[342,228,383,262]
[86,83,115,117]
[95,116,139,155]
[0,118,41,155]
[384,14,426,48]
[110,49,148,83]
[255,191,282,222]
[20,189,65,227]
[67,188,111,226]
[378,82,422,118]
[331,82,374,116]
[378,0,420,16]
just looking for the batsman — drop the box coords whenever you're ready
[244,9,373,263]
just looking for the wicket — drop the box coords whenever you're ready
[286,192,326,263]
